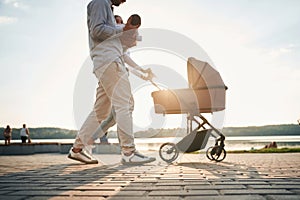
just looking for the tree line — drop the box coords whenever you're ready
[0,127,77,140]
[0,124,299,140]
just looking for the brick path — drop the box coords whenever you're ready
[0,152,299,200]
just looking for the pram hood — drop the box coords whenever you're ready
[187,57,227,90]
[151,57,227,114]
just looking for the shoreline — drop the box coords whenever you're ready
[1,142,300,155]
[227,147,300,153]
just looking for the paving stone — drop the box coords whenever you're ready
[185,195,266,200]
[59,190,147,197]
[121,186,182,191]
[266,195,300,200]
[0,195,26,200]
[110,190,147,196]
[133,178,158,182]
[0,190,13,195]
[108,197,181,200]
[212,181,250,185]
[248,184,300,189]
[28,197,105,200]
[61,185,120,190]
[3,186,60,191]
[185,185,247,190]
[155,182,188,186]
[269,181,300,185]
[8,191,70,196]
[148,190,219,196]
[65,190,118,196]
[221,189,293,195]
[290,189,300,194]
[183,181,210,185]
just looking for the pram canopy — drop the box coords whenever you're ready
[187,57,226,90]
[152,57,227,114]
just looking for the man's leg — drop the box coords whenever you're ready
[95,62,135,155]
[69,73,111,164]
[95,62,155,164]
[92,108,116,141]
[73,111,100,150]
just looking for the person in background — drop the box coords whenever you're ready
[20,124,29,143]
[114,14,123,24]
[3,125,12,145]
[264,141,277,149]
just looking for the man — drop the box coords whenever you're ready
[68,0,155,165]
[89,14,155,148]
[20,124,29,144]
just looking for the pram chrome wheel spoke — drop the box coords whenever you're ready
[206,146,226,162]
[159,143,179,163]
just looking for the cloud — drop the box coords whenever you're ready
[3,0,29,10]
[268,44,297,58]
[0,16,18,24]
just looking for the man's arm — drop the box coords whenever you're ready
[88,0,122,41]
[123,53,144,72]
[123,53,154,80]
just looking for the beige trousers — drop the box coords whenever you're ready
[74,62,135,154]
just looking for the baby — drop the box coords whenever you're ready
[118,14,142,48]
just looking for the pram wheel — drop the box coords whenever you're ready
[206,146,226,162]
[159,143,179,163]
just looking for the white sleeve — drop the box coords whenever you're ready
[123,51,143,71]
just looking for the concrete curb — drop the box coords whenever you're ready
[0,143,121,155]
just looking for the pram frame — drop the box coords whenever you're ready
[158,112,226,163]
[187,113,225,146]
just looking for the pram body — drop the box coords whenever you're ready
[151,57,227,163]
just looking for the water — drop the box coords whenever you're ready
[223,135,300,151]
[2,136,300,151]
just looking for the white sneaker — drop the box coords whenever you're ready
[121,151,156,165]
[68,148,98,164]
[84,145,95,156]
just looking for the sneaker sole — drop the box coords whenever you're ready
[67,154,98,164]
[121,158,156,165]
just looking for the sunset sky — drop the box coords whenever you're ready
[1,0,299,130]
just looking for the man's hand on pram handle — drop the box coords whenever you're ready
[130,67,161,90]
[140,68,161,90]
[140,68,156,81]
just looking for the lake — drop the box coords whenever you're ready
[2,135,300,151]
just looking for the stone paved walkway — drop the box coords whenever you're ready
[0,152,300,200]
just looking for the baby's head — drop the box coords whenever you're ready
[128,14,141,27]
[118,14,142,47]
[128,14,142,41]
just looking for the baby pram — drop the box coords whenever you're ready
[151,57,227,163]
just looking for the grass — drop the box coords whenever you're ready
[227,147,300,153]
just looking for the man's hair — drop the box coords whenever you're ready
[130,14,141,26]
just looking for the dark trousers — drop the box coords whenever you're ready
[21,136,27,143]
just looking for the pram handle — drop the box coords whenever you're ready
[131,68,162,90]
[149,80,161,90]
